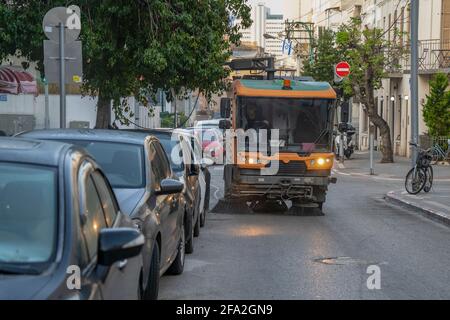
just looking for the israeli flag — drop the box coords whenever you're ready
[282,39,292,55]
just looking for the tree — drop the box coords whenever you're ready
[335,18,405,163]
[302,28,340,83]
[423,73,450,137]
[0,0,252,128]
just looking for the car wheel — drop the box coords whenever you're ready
[143,241,160,300]
[194,207,200,237]
[166,216,185,275]
[185,210,194,254]
[200,208,206,227]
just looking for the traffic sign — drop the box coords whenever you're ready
[42,6,81,43]
[42,5,82,129]
[44,40,83,84]
[335,61,351,78]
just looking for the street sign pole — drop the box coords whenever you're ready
[59,22,66,129]
[369,126,375,175]
[411,0,419,165]
[44,78,50,129]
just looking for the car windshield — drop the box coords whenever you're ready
[157,135,185,173]
[0,162,57,272]
[62,140,145,188]
[237,97,334,153]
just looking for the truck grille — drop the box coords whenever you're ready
[276,161,307,175]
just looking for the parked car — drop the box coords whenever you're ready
[187,127,224,164]
[0,137,145,300]
[182,130,213,227]
[18,129,186,300]
[194,119,226,129]
[127,129,212,253]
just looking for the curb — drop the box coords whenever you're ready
[385,191,450,227]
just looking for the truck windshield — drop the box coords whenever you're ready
[237,97,334,153]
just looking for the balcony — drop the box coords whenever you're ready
[405,39,450,74]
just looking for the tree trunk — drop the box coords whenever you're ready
[368,111,394,163]
[95,93,111,129]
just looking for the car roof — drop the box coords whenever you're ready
[19,129,153,145]
[126,128,192,139]
[0,137,75,167]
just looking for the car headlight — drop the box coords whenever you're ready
[317,158,326,166]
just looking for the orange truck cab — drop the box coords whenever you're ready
[219,78,338,211]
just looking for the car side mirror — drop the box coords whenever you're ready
[200,157,214,169]
[219,119,231,130]
[98,228,144,266]
[155,178,184,195]
[220,98,231,118]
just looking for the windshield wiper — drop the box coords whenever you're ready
[0,263,41,275]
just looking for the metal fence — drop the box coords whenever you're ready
[404,39,450,71]
[420,135,450,150]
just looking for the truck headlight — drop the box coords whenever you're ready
[317,158,326,166]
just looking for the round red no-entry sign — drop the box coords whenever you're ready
[335,61,351,78]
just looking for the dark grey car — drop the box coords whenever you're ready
[0,138,145,300]
[18,129,186,300]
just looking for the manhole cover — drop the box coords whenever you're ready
[314,257,375,266]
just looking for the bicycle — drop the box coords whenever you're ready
[431,139,450,163]
[405,142,433,195]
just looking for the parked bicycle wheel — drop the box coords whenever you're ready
[405,167,427,195]
[431,147,441,164]
[423,165,433,193]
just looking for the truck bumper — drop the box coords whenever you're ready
[228,169,336,202]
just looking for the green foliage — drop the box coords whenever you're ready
[335,18,407,101]
[0,0,252,126]
[423,73,450,137]
[302,29,340,83]
[160,111,188,128]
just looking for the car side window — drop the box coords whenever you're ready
[154,142,171,178]
[92,170,118,227]
[149,142,165,188]
[82,176,107,260]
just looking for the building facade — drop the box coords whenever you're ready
[236,2,298,69]
[302,0,450,158]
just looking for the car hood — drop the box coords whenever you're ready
[0,274,52,299]
[113,188,146,217]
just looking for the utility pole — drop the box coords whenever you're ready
[410,0,419,165]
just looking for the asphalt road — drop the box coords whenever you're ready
[159,165,450,300]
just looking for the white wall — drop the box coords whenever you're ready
[0,93,161,133]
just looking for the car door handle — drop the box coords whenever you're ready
[118,259,128,270]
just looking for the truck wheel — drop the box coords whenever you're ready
[224,165,233,199]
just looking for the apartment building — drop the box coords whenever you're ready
[236,3,298,69]
[302,0,449,157]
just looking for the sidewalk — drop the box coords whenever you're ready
[385,189,450,226]
[333,151,450,181]
[334,151,450,226]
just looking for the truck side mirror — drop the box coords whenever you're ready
[220,98,231,118]
[219,120,231,130]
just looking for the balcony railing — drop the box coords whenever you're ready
[404,39,450,72]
